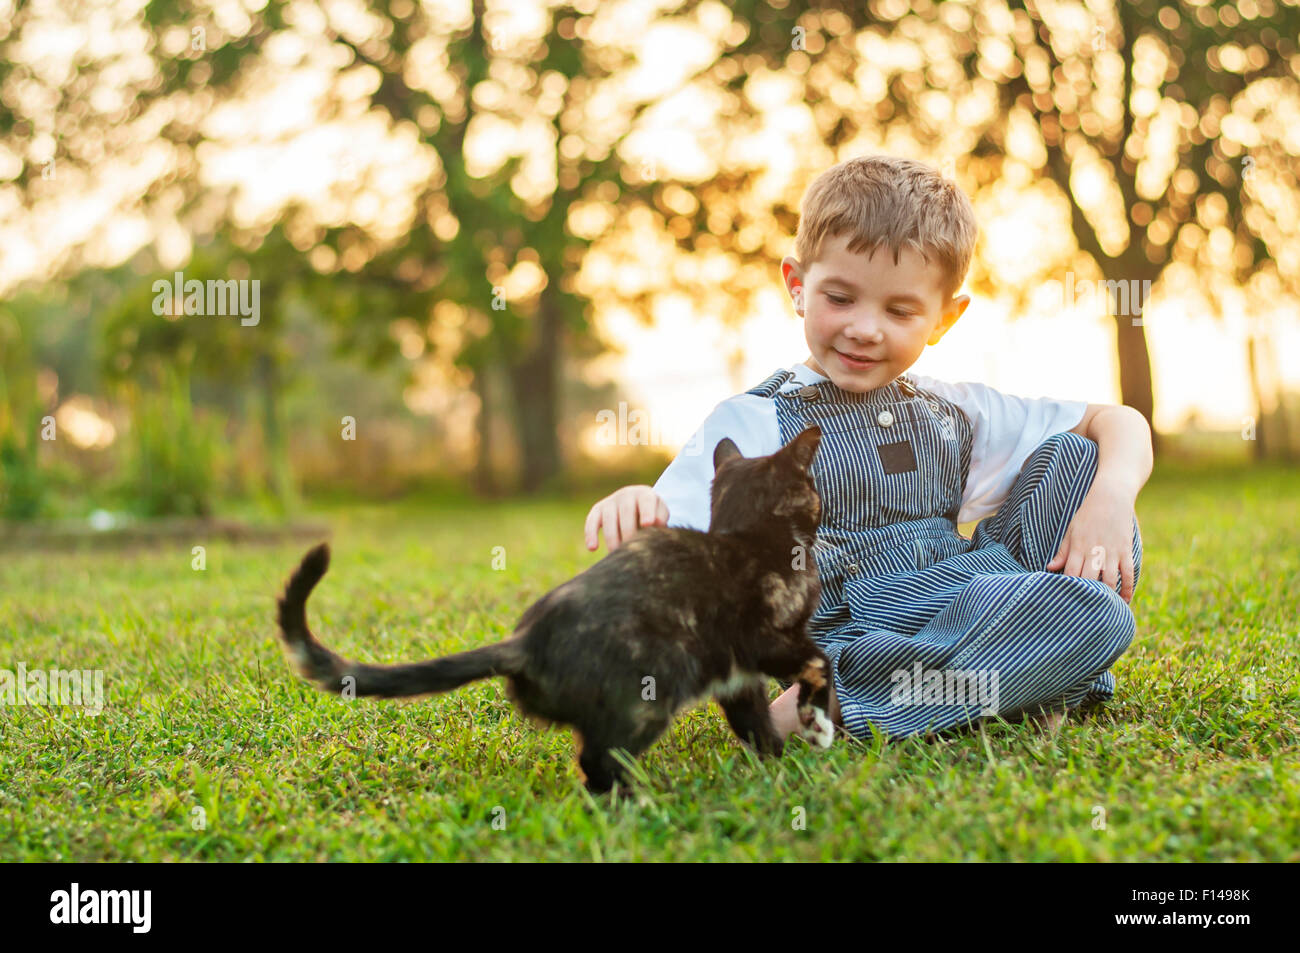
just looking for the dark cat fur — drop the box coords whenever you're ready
[274,425,833,794]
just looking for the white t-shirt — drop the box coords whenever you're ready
[652,363,1088,531]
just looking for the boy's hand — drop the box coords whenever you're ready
[584,485,669,552]
[1045,481,1137,602]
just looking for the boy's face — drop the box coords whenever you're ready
[783,233,969,393]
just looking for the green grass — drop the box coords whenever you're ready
[1,465,1297,861]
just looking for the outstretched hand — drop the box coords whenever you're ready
[1045,482,1137,603]
[583,485,669,552]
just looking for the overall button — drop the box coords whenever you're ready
[877,410,894,427]
[797,385,820,402]
[847,562,859,574]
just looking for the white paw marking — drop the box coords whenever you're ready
[799,705,835,749]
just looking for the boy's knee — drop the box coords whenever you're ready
[1048,573,1136,665]
[1083,582,1135,665]
[1099,594,1136,661]
[1032,430,1098,470]
[1011,432,1099,509]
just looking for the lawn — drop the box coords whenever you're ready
[2,464,1297,861]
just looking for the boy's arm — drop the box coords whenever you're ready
[1047,404,1153,601]
[1070,404,1153,498]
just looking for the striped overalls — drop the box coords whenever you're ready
[746,370,1142,740]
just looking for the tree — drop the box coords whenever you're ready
[985,0,1300,449]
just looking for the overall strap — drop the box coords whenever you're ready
[744,368,797,398]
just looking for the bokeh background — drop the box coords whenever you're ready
[2,0,1298,526]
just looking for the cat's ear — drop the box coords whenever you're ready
[785,425,822,471]
[713,437,743,472]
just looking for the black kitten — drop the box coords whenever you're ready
[274,425,832,794]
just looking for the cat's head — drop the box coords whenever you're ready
[708,426,822,538]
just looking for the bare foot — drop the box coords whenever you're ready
[770,681,841,744]
[769,683,802,741]
[1026,708,1067,733]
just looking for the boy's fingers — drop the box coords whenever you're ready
[655,498,670,526]
[1102,557,1120,592]
[637,493,659,530]
[617,495,639,547]
[602,501,622,550]
[1046,546,1067,571]
[1064,550,1086,578]
[583,505,601,551]
[1120,552,1135,603]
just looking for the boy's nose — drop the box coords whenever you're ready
[843,320,885,344]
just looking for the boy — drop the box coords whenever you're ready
[583,155,1152,744]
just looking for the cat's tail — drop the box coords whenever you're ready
[275,543,525,698]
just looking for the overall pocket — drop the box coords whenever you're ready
[797,399,944,529]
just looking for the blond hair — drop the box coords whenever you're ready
[794,155,977,298]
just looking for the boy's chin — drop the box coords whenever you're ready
[821,361,892,393]
[834,376,884,394]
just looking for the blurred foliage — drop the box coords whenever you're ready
[0,297,47,518]
[0,407,47,520]
[118,360,225,519]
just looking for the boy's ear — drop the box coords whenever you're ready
[713,437,742,472]
[781,256,805,315]
[928,294,969,346]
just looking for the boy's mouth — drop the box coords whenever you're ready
[833,348,881,370]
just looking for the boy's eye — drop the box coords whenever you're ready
[822,292,914,316]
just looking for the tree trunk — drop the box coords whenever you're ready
[1258,328,1295,461]
[1245,334,1271,461]
[507,288,562,493]
[1114,314,1157,445]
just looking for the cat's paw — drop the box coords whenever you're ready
[797,705,835,749]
